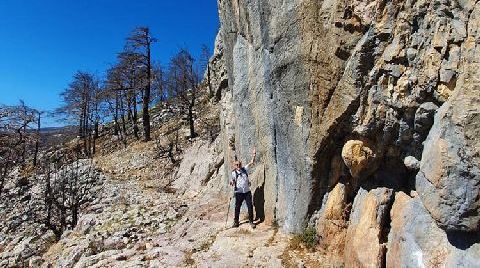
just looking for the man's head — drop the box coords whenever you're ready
[234,161,242,171]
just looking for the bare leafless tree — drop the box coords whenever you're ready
[0,102,40,195]
[36,154,100,240]
[33,110,43,167]
[167,48,201,138]
[57,71,102,156]
[105,65,128,139]
[118,51,144,139]
[152,63,166,104]
[126,27,157,142]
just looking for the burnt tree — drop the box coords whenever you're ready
[168,49,200,138]
[126,27,157,142]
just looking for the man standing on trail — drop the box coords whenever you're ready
[230,148,256,229]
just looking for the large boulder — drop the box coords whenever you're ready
[315,183,348,255]
[344,187,393,268]
[387,192,480,268]
[341,140,377,180]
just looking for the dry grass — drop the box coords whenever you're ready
[183,250,196,266]
[289,227,318,251]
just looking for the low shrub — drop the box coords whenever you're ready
[290,226,318,250]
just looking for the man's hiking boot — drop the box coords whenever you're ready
[250,222,256,229]
[232,222,239,228]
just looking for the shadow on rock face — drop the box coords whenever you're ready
[446,230,480,250]
[254,183,265,223]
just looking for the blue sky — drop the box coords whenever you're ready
[0,0,220,126]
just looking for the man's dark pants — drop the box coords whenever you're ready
[234,191,254,224]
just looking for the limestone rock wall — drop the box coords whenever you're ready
[214,0,480,265]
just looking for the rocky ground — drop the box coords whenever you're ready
[1,132,340,267]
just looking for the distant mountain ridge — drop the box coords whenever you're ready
[39,125,77,134]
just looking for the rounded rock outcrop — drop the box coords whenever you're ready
[403,156,420,171]
[341,140,377,179]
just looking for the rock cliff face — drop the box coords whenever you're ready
[214,0,480,265]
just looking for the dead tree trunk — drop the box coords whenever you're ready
[132,93,139,139]
[114,93,120,136]
[142,38,152,142]
[33,112,41,167]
